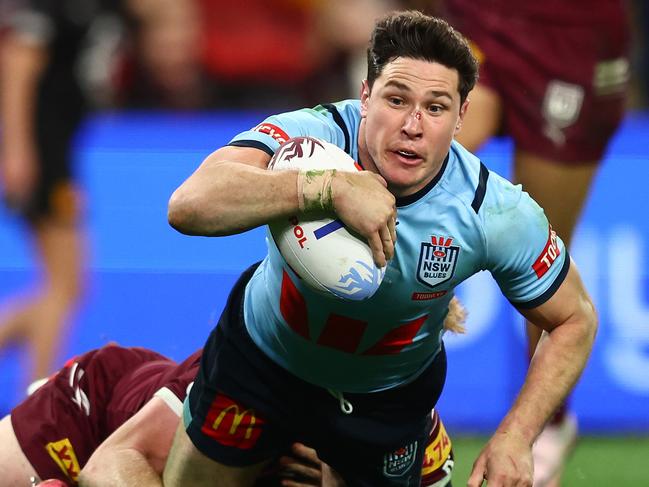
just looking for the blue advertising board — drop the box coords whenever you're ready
[1,111,647,432]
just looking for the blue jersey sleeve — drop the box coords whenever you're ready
[228,106,347,156]
[482,172,570,308]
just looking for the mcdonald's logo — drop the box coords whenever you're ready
[201,393,264,449]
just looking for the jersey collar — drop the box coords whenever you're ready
[395,152,450,208]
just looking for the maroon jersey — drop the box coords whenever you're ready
[444,0,629,163]
[445,0,627,25]
[11,345,200,485]
[105,349,201,434]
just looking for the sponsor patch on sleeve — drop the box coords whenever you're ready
[532,226,561,278]
[201,393,264,449]
[252,123,290,145]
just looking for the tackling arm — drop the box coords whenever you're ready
[78,397,180,487]
[468,260,597,486]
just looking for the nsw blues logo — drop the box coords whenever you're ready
[383,441,418,478]
[417,236,460,289]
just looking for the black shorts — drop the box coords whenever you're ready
[4,82,85,221]
[185,264,447,487]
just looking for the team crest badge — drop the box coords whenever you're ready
[417,236,460,289]
[542,80,584,145]
[383,441,418,477]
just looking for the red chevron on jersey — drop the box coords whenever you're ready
[280,270,309,339]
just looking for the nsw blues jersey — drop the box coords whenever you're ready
[230,99,569,393]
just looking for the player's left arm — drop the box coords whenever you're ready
[78,397,179,486]
[468,260,596,486]
[509,259,596,439]
[469,176,597,486]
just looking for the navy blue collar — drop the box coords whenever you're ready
[395,152,450,207]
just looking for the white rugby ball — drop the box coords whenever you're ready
[268,136,385,300]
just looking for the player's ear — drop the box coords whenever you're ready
[360,80,370,118]
[455,98,470,134]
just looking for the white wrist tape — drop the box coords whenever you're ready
[297,169,336,212]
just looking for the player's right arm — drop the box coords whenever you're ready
[168,145,294,235]
[78,397,177,487]
[167,144,396,266]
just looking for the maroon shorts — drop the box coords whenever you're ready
[11,345,167,485]
[450,8,630,163]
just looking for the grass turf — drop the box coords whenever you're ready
[451,436,649,486]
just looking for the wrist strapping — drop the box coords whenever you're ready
[297,169,336,213]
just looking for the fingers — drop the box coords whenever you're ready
[388,212,397,244]
[371,172,388,187]
[467,458,487,487]
[281,480,314,487]
[279,456,321,482]
[289,443,321,464]
[379,224,394,263]
[278,451,322,487]
[367,232,387,268]
[331,171,397,267]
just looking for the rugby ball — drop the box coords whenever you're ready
[268,136,385,300]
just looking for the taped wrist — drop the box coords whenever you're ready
[297,169,336,212]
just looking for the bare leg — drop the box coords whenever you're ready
[454,83,502,152]
[0,415,40,486]
[163,422,270,487]
[0,294,37,348]
[0,190,85,384]
[26,216,84,380]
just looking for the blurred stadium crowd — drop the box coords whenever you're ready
[1,0,647,112]
[0,0,390,111]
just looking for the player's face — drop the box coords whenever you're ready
[360,57,468,197]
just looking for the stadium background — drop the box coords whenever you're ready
[0,110,647,483]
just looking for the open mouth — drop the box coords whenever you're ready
[394,149,423,163]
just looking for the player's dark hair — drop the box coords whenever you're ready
[367,11,478,104]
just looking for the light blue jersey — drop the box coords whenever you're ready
[230,99,569,393]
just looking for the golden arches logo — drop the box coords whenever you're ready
[212,404,256,439]
[201,393,264,449]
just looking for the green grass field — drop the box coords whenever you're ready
[451,436,649,486]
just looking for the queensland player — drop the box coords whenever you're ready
[0,341,456,487]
